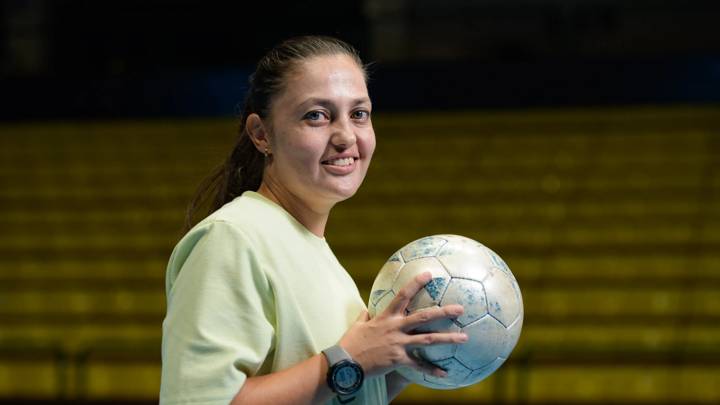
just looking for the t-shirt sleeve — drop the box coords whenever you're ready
[160,220,275,405]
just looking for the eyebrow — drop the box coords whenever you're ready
[298,97,372,110]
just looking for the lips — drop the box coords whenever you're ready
[321,155,358,175]
[322,157,355,166]
[321,152,359,165]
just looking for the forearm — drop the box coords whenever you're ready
[386,370,411,402]
[230,353,334,405]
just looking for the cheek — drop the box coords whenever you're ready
[361,130,377,161]
[282,137,324,169]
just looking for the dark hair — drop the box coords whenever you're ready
[183,35,367,232]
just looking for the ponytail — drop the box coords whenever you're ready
[182,116,264,233]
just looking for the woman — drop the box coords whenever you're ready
[160,36,467,405]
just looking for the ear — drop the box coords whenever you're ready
[245,113,271,153]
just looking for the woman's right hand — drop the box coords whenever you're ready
[338,271,468,378]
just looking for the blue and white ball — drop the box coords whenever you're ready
[368,235,523,389]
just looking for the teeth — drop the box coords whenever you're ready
[326,157,354,166]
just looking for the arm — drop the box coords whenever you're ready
[230,353,333,405]
[230,272,466,405]
[231,356,412,405]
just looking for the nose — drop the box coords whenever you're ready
[330,117,357,149]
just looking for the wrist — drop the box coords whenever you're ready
[322,344,365,401]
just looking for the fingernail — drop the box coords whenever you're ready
[460,333,469,342]
[438,370,448,378]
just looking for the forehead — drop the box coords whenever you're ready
[279,54,368,103]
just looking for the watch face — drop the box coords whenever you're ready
[331,360,364,395]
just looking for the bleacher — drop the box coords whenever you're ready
[1,105,719,403]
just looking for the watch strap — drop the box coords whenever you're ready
[322,344,361,402]
[322,344,351,366]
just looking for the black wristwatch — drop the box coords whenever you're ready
[322,345,364,403]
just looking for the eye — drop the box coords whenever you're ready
[351,110,370,121]
[303,110,329,122]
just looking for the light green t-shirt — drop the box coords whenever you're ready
[160,191,387,405]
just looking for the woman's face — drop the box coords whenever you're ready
[264,54,375,209]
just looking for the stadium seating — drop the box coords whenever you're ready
[1,106,718,403]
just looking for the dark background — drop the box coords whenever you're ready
[2,0,720,120]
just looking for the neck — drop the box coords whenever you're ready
[257,181,331,238]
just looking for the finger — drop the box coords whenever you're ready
[384,272,432,315]
[402,305,464,332]
[404,331,469,347]
[405,347,448,378]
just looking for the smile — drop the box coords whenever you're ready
[322,157,355,167]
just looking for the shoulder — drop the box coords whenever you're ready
[165,206,272,300]
[169,192,284,269]
[201,192,285,237]
[167,194,263,272]
[177,193,268,248]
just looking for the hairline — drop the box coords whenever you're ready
[264,52,369,123]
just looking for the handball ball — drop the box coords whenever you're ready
[368,235,523,389]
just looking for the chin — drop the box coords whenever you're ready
[331,188,359,202]
[325,183,362,204]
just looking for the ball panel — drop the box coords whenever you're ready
[437,244,493,281]
[508,312,524,331]
[440,278,488,327]
[456,315,511,370]
[388,251,403,264]
[391,257,451,313]
[503,314,524,354]
[369,258,403,299]
[407,277,449,313]
[395,366,443,389]
[483,267,522,328]
[419,357,472,388]
[400,236,448,262]
[370,289,387,307]
[484,247,514,279]
[369,289,395,318]
[465,357,506,386]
